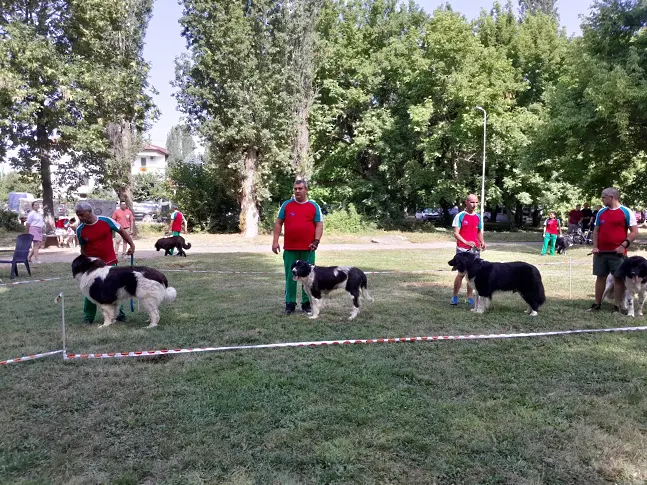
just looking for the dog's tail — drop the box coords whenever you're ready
[601,274,615,301]
[164,286,177,302]
[182,241,191,250]
[361,274,374,302]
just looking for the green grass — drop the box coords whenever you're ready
[2,245,647,484]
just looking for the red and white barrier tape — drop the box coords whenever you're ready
[0,277,63,287]
[0,349,63,366]
[63,325,647,361]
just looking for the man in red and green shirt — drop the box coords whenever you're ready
[272,179,324,315]
[75,201,136,324]
[166,204,187,255]
[541,211,562,256]
[451,194,486,306]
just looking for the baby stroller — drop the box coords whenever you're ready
[572,223,593,245]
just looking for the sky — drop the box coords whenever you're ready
[143,0,597,147]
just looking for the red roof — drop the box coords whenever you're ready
[142,144,169,156]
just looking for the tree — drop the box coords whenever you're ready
[0,0,156,228]
[175,0,322,237]
[532,0,647,202]
[165,124,196,167]
[518,0,558,18]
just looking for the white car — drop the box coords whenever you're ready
[415,208,442,221]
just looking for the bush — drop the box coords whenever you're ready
[136,222,167,236]
[324,204,376,234]
[0,209,22,231]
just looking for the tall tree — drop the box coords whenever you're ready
[518,0,558,18]
[0,0,156,227]
[175,0,307,237]
[165,124,196,167]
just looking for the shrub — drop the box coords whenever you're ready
[0,209,22,231]
[324,204,376,234]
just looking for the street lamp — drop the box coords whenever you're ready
[475,106,487,228]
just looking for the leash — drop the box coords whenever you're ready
[130,254,135,312]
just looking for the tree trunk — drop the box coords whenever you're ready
[515,202,523,226]
[293,102,312,177]
[36,121,55,233]
[239,148,260,238]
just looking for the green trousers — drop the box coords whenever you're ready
[541,233,557,255]
[168,230,181,254]
[83,262,125,322]
[283,250,315,304]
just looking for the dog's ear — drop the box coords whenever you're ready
[291,261,298,270]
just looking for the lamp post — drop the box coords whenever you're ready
[475,106,487,228]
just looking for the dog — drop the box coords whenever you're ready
[556,234,574,255]
[155,235,191,257]
[601,255,647,317]
[291,260,373,320]
[72,255,177,328]
[448,251,546,316]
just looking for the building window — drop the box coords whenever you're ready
[140,157,146,167]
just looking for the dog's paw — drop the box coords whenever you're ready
[528,311,538,317]
[309,315,319,320]
[145,323,158,328]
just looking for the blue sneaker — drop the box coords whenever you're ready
[467,298,475,306]
[450,296,459,305]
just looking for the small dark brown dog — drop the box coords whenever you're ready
[155,235,192,257]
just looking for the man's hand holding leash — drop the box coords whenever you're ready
[309,239,320,251]
[272,242,281,254]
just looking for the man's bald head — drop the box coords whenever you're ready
[464,194,479,214]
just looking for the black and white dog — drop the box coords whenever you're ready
[291,260,373,320]
[601,255,647,317]
[448,251,546,316]
[72,255,177,328]
[556,234,574,255]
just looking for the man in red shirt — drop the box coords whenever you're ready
[75,201,136,324]
[588,187,638,313]
[165,204,187,255]
[272,179,324,315]
[112,200,136,257]
[450,194,486,306]
[567,204,583,234]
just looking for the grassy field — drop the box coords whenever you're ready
[2,245,647,484]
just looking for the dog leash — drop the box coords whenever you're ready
[130,254,135,312]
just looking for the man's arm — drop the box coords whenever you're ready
[309,221,324,250]
[182,216,188,233]
[591,225,600,253]
[478,229,486,250]
[117,226,136,255]
[628,225,639,242]
[272,218,284,253]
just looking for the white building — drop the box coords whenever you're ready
[132,145,169,176]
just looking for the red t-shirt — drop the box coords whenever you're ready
[595,206,635,252]
[171,211,184,232]
[452,211,482,250]
[55,219,66,229]
[112,208,134,229]
[568,210,582,224]
[544,218,560,235]
[277,199,323,251]
[76,216,120,265]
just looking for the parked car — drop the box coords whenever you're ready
[133,201,162,222]
[415,208,443,221]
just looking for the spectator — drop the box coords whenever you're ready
[541,211,562,256]
[450,194,486,306]
[581,203,593,231]
[587,187,638,313]
[25,201,44,264]
[567,204,583,234]
[75,202,135,324]
[63,218,77,248]
[166,204,187,255]
[54,217,68,248]
[591,205,602,227]
[272,178,324,315]
[112,201,136,257]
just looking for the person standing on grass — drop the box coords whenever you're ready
[588,187,638,313]
[581,203,593,231]
[166,204,187,255]
[451,194,486,306]
[112,201,136,258]
[25,201,44,264]
[568,204,583,234]
[541,211,562,256]
[272,178,323,315]
[75,201,135,324]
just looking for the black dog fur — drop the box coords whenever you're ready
[448,251,546,315]
[155,236,191,257]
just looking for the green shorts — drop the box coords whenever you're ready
[592,252,625,277]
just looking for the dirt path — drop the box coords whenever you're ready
[21,237,543,264]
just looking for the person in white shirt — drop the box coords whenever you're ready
[25,201,45,263]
